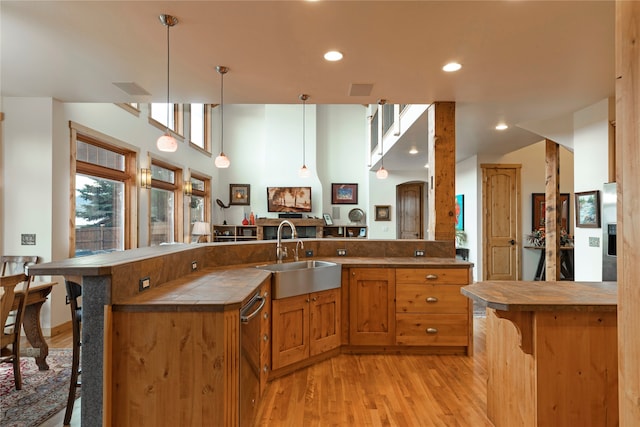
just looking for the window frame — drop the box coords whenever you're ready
[149,158,184,245]
[70,123,138,257]
[188,171,211,241]
[188,104,213,154]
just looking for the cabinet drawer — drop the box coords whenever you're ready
[395,314,468,346]
[396,284,468,314]
[396,268,468,285]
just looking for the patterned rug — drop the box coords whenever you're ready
[0,348,79,427]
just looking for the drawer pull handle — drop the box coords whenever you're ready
[426,297,438,303]
[426,274,438,280]
[426,328,438,334]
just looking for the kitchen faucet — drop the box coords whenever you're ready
[276,220,297,263]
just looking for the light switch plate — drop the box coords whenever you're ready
[191,261,198,271]
[589,237,600,247]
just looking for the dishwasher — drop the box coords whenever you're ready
[239,290,266,427]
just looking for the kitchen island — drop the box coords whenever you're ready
[28,238,471,427]
[461,280,618,427]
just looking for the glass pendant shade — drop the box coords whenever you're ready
[298,164,310,178]
[376,165,389,179]
[157,133,178,152]
[215,152,230,168]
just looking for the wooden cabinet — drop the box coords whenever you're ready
[212,224,257,242]
[348,268,396,346]
[271,288,341,370]
[395,268,471,351]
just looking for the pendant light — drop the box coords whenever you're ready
[156,14,179,153]
[376,99,389,179]
[214,66,231,168]
[298,94,310,178]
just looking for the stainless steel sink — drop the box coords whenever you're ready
[256,260,341,299]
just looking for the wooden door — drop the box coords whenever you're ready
[397,182,424,239]
[309,288,341,356]
[271,294,309,370]
[481,164,521,280]
[349,268,395,345]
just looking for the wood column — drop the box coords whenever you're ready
[616,2,640,426]
[427,102,456,242]
[544,139,561,281]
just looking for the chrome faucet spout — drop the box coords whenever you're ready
[276,220,297,263]
[294,239,304,262]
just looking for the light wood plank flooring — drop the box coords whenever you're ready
[41,315,490,426]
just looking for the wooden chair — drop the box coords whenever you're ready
[64,279,82,425]
[1,256,39,279]
[1,273,31,390]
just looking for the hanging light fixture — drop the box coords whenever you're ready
[298,94,310,178]
[376,99,389,179]
[156,14,179,152]
[214,66,231,168]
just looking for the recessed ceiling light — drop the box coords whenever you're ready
[409,147,418,155]
[442,62,462,72]
[495,123,509,130]
[324,51,343,61]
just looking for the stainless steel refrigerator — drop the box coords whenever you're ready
[602,182,617,281]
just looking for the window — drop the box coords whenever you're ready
[189,104,212,152]
[150,160,183,245]
[150,103,184,137]
[72,132,136,257]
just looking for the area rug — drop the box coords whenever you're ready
[0,348,79,427]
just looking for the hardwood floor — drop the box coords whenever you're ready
[42,315,490,426]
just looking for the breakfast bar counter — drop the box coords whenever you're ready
[462,280,618,427]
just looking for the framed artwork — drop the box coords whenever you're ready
[532,193,570,232]
[455,194,464,231]
[575,190,600,228]
[323,213,333,226]
[266,186,312,212]
[229,184,250,205]
[331,183,358,204]
[375,205,391,221]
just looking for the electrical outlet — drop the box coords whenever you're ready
[589,237,600,247]
[305,250,314,257]
[414,250,425,257]
[337,249,347,256]
[191,261,198,271]
[139,277,150,291]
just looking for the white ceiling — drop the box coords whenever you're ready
[1,1,615,170]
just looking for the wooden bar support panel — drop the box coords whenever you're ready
[544,139,561,281]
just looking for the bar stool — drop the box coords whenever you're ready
[64,280,82,425]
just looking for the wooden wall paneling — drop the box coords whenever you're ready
[616,2,640,426]
[544,139,561,281]
[427,102,456,242]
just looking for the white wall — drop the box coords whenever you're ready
[572,98,612,281]
[456,156,479,281]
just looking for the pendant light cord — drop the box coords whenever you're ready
[302,96,306,165]
[165,21,171,134]
[220,70,224,153]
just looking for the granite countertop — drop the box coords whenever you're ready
[461,280,617,312]
[113,267,272,312]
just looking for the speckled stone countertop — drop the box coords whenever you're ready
[462,280,617,312]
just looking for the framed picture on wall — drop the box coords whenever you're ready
[455,194,464,231]
[331,183,358,204]
[532,193,570,232]
[229,184,250,205]
[575,190,600,228]
[375,205,391,221]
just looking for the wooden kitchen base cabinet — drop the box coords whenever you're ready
[349,268,396,346]
[271,288,341,372]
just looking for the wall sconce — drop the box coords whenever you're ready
[184,181,193,197]
[140,168,152,189]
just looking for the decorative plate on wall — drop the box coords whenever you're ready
[348,208,365,224]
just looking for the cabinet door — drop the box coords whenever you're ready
[271,294,309,370]
[349,268,396,345]
[309,288,341,356]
